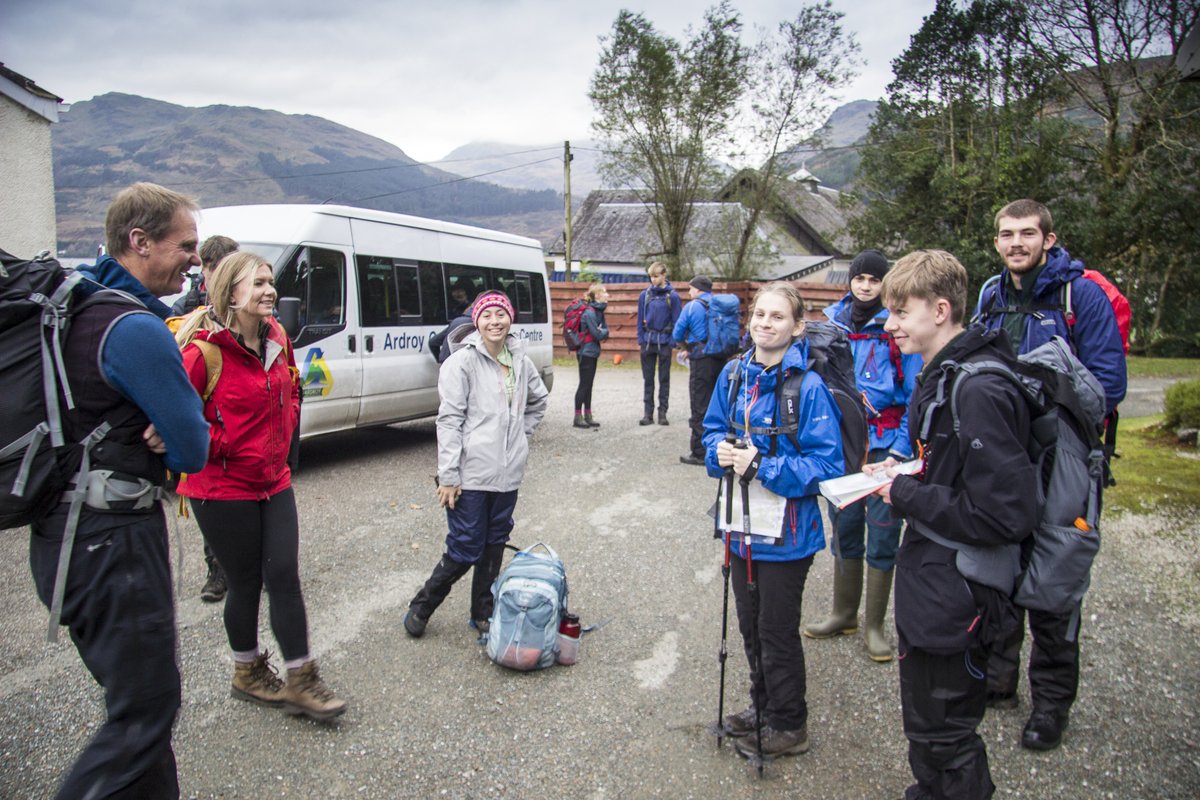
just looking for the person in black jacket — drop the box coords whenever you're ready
[870,250,1039,800]
[172,234,240,604]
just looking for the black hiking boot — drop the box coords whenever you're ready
[1022,709,1069,751]
[723,706,758,737]
[200,564,227,603]
[734,724,810,758]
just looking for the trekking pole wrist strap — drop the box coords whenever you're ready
[740,454,761,484]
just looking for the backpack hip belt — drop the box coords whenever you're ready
[868,405,904,438]
[70,468,164,512]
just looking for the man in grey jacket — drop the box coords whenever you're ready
[404,291,549,637]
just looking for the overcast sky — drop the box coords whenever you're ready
[2,0,933,164]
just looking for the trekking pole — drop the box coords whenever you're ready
[714,528,732,747]
[736,441,766,776]
[745,532,766,776]
[712,432,737,745]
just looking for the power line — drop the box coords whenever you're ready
[344,157,563,204]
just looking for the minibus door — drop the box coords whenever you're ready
[275,245,361,436]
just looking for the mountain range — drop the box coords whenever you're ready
[51,93,874,256]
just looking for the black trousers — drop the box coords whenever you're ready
[30,506,180,800]
[640,343,672,415]
[687,355,724,457]
[574,354,598,412]
[900,640,994,800]
[730,554,813,731]
[986,604,1081,713]
[191,488,310,661]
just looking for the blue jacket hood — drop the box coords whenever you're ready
[823,293,888,331]
[1029,245,1084,296]
[79,255,173,320]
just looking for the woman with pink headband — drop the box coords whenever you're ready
[404,291,549,639]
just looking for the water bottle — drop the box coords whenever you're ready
[557,613,581,665]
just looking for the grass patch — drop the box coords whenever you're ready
[1126,356,1200,380]
[1106,414,1200,515]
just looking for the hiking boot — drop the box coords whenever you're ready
[469,618,490,634]
[734,724,810,758]
[679,454,705,466]
[986,690,1019,710]
[640,415,654,426]
[722,705,759,737]
[803,558,863,639]
[584,412,601,428]
[1021,709,1069,751]
[573,413,591,429]
[200,565,227,603]
[282,660,347,722]
[403,609,428,638]
[231,652,286,707]
[657,410,669,425]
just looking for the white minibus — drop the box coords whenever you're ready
[196,204,554,439]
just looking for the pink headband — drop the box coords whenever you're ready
[471,292,515,328]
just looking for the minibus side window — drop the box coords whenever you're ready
[444,264,489,321]
[529,272,548,323]
[419,262,446,325]
[357,256,421,326]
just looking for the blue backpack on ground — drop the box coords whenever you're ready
[487,543,568,671]
[699,294,741,358]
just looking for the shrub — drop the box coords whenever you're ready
[1163,379,1200,430]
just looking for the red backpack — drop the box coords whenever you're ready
[562,299,593,352]
[1067,270,1131,355]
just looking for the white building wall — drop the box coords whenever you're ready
[0,94,57,257]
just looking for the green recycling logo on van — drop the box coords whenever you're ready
[301,348,333,398]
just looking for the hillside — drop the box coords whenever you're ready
[52,93,562,255]
[779,98,876,190]
[439,140,604,197]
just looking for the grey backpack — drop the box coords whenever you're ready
[918,337,1106,632]
[486,543,568,671]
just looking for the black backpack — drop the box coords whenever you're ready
[1,249,146,638]
[725,321,867,474]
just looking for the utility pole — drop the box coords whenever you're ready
[563,140,573,282]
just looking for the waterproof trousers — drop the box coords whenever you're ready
[986,604,1081,714]
[687,355,725,458]
[30,506,180,800]
[640,343,672,415]
[411,489,517,621]
[832,448,904,570]
[730,554,813,732]
[900,638,994,800]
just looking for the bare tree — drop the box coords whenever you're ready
[726,2,860,276]
[589,3,748,279]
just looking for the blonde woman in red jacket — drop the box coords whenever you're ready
[175,252,346,722]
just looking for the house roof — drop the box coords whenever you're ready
[0,63,63,123]
[720,168,855,256]
[552,174,856,278]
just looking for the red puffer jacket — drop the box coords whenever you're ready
[177,319,299,501]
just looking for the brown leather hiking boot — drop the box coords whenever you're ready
[231,652,286,707]
[282,660,347,721]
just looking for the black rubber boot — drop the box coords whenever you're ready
[406,554,471,636]
[470,544,508,628]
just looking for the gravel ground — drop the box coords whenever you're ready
[0,367,1196,799]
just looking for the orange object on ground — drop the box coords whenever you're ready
[612,353,623,365]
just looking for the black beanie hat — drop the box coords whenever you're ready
[689,275,713,292]
[849,250,889,281]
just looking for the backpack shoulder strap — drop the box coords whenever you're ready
[190,339,223,402]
